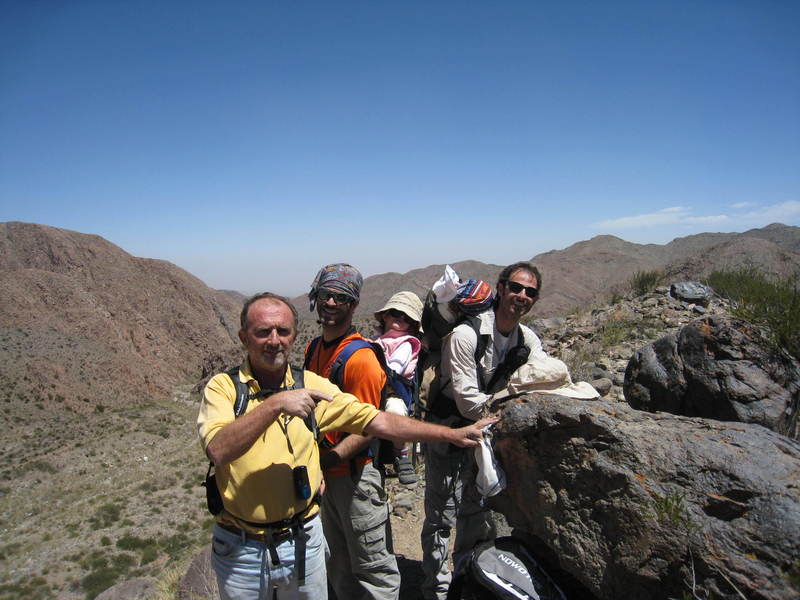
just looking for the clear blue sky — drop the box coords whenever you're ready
[1,1,798,295]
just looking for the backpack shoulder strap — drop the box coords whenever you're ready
[303,337,321,370]
[473,328,491,393]
[485,325,531,393]
[328,338,375,387]
[289,364,318,439]
[225,366,250,418]
[290,364,305,388]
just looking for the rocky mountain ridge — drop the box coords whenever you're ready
[1,219,797,425]
[296,223,800,318]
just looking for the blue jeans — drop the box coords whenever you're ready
[211,515,328,600]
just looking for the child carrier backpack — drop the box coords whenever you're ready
[447,537,568,600]
[303,337,420,466]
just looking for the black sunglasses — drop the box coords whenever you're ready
[503,279,539,299]
[318,290,352,305]
[386,308,412,323]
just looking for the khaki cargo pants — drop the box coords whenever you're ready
[321,460,400,600]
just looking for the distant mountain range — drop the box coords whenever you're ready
[293,222,800,318]
[2,221,798,411]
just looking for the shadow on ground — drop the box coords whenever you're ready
[397,555,424,600]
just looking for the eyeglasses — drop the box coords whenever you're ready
[318,290,352,305]
[386,308,412,323]
[503,280,539,299]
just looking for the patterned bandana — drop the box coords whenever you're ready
[308,263,363,311]
[454,279,495,315]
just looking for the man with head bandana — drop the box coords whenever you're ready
[420,262,548,600]
[304,263,401,600]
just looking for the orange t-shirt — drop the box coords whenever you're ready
[305,332,387,477]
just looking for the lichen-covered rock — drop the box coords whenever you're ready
[490,395,800,600]
[624,314,800,439]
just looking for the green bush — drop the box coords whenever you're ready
[648,492,698,533]
[23,459,57,475]
[80,550,108,571]
[629,270,664,296]
[158,531,192,560]
[81,567,119,600]
[597,317,637,346]
[116,534,152,551]
[140,546,159,565]
[89,502,124,529]
[706,268,800,360]
[79,552,137,599]
[560,342,601,383]
[111,553,136,570]
[0,578,52,600]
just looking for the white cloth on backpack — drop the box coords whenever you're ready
[474,425,506,498]
[431,264,461,307]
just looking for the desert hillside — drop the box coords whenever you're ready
[0,222,243,413]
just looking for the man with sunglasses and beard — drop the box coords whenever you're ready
[303,263,401,600]
[421,261,547,600]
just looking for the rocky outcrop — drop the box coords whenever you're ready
[533,285,732,404]
[95,578,157,600]
[178,547,217,600]
[490,395,800,600]
[624,314,800,439]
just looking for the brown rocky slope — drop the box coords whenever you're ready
[297,223,800,318]
[0,221,242,412]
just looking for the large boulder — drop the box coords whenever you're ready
[624,314,800,439]
[490,395,800,600]
[670,281,713,306]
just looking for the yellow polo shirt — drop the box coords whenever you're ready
[197,361,379,532]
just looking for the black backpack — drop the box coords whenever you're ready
[447,537,568,600]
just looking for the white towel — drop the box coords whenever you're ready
[475,425,506,498]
